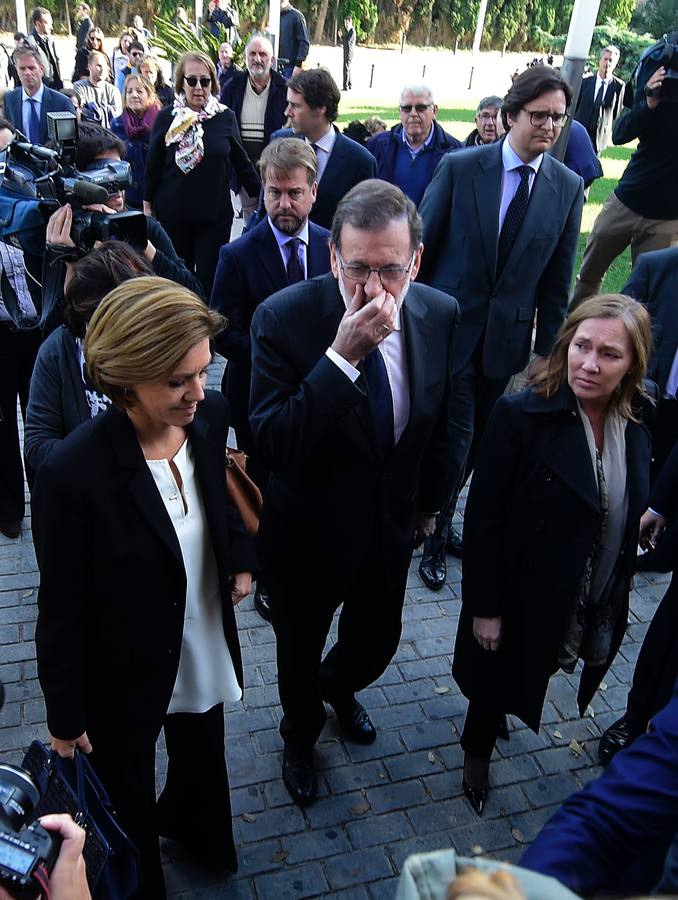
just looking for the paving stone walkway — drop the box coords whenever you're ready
[0,359,668,898]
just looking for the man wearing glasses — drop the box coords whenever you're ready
[417,67,584,589]
[465,95,504,146]
[367,84,461,206]
[250,180,457,805]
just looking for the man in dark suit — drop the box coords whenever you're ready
[250,180,458,804]
[271,67,377,229]
[417,66,584,589]
[27,6,62,90]
[574,45,624,155]
[211,138,331,620]
[4,45,74,144]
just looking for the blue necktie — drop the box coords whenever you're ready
[27,97,40,145]
[497,164,532,276]
[285,237,304,284]
[363,348,394,456]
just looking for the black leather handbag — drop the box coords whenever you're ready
[22,741,141,899]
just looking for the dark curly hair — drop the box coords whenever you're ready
[501,66,572,131]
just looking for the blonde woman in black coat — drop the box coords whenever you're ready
[32,278,255,898]
[453,294,653,815]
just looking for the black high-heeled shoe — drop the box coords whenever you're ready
[463,752,490,816]
[497,714,510,742]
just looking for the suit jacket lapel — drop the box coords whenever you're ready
[186,412,230,572]
[307,225,329,277]
[253,221,288,291]
[472,143,503,283]
[103,408,184,568]
[398,286,429,450]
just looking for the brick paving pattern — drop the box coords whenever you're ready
[0,358,667,898]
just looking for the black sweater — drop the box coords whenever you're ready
[144,104,260,223]
[613,97,678,220]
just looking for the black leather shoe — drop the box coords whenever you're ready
[254,583,272,621]
[462,778,488,815]
[282,748,317,805]
[330,698,377,744]
[497,714,509,742]
[598,715,644,767]
[0,520,21,540]
[446,526,463,558]
[463,752,490,816]
[419,537,446,590]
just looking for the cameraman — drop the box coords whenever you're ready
[572,56,678,305]
[0,813,90,900]
[47,121,205,299]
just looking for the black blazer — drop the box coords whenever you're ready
[210,217,331,426]
[623,247,678,394]
[574,74,625,154]
[267,127,378,229]
[418,138,584,379]
[453,385,650,731]
[32,392,257,745]
[250,274,458,589]
[144,104,261,223]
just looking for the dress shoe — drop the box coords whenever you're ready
[463,752,490,816]
[598,714,644,767]
[0,520,21,540]
[446,526,463,558]
[329,698,376,744]
[253,583,272,621]
[419,537,446,590]
[497,714,509,742]
[282,747,317,805]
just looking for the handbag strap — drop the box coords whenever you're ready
[47,749,89,824]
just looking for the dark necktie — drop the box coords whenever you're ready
[590,80,605,131]
[496,165,532,277]
[285,237,304,284]
[363,348,394,456]
[28,97,40,145]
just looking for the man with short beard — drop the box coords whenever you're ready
[249,179,457,805]
[210,138,331,619]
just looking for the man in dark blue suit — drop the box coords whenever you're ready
[269,67,377,230]
[522,677,678,896]
[211,138,331,620]
[416,66,584,590]
[4,45,73,145]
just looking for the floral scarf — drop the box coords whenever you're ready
[165,92,226,174]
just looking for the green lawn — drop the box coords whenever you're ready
[340,103,634,295]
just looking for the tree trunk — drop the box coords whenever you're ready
[313,0,330,43]
[64,0,72,36]
[120,0,129,29]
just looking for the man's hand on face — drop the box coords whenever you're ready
[331,282,397,367]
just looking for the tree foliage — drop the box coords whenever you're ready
[631,0,678,39]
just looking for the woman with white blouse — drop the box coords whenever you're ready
[32,277,255,899]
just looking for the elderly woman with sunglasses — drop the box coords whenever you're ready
[144,51,260,296]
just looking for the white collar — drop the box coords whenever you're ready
[267,216,310,249]
[22,84,45,104]
[503,134,543,175]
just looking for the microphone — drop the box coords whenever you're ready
[13,141,60,161]
[70,180,110,205]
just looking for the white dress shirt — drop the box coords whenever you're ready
[498,135,543,233]
[22,84,45,141]
[326,304,410,444]
[594,73,612,104]
[146,439,241,714]
[307,125,336,182]
[268,217,309,278]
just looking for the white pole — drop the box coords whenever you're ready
[552,0,602,161]
[195,0,203,29]
[16,0,27,35]
[472,0,489,55]
[267,0,280,59]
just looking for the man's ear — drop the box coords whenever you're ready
[329,240,340,278]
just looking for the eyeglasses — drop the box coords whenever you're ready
[522,108,569,127]
[477,111,499,121]
[337,253,415,286]
[400,103,432,113]
[185,75,211,87]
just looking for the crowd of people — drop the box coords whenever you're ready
[0,9,677,899]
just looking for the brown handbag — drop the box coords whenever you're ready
[225,447,263,536]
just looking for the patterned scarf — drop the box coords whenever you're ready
[165,92,226,174]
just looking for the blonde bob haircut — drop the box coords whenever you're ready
[175,51,219,97]
[84,277,225,410]
[122,73,160,112]
[531,293,652,421]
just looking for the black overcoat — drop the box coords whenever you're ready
[453,385,650,731]
[32,391,256,745]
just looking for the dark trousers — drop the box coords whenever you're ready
[626,577,678,728]
[342,53,353,89]
[430,346,509,545]
[158,214,232,299]
[0,327,40,524]
[651,397,678,482]
[460,699,504,757]
[88,703,235,900]
[270,557,408,752]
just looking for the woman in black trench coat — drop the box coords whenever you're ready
[453,294,653,814]
[32,278,256,898]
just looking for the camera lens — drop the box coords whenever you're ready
[0,765,40,832]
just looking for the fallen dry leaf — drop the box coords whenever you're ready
[348,800,370,816]
[241,812,257,823]
[511,828,525,843]
[600,682,608,691]
[434,686,451,695]
[586,705,595,718]
[427,751,438,764]
[569,738,584,757]
[553,730,562,739]
[471,845,484,855]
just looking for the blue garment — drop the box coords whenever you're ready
[3,86,74,145]
[563,119,603,189]
[367,122,462,206]
[110,114,150,209]
[522,678,678,896]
